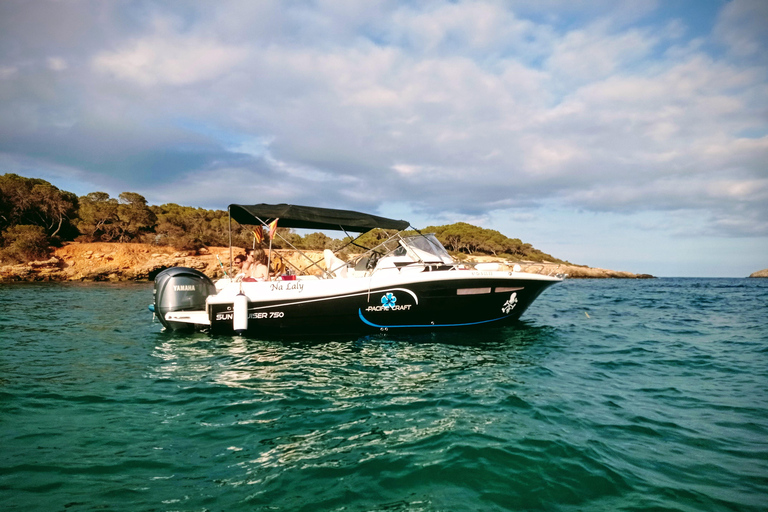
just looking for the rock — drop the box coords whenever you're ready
[749,268,768,278]
[29,257,61,268]
[512,261,654,279]
[79,266,118,281]
[185,259,208,270]
[0,264,34,280]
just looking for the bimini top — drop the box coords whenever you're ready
[229,203,410,232]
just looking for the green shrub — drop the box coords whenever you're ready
[0,224,51,263]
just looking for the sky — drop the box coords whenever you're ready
[1,0,766,277]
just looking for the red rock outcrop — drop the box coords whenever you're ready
[0,242,652,282]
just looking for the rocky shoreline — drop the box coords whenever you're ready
[0,242,655,282]
[749,269,768,278]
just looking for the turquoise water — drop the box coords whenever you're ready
[1,279,767,511]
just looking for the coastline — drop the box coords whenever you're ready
[0,242,655,282]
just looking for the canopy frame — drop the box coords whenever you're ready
[229,204,409,232]
[227,203,410,276]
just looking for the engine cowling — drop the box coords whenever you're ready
[153,267,216,331]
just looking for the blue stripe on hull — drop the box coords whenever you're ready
[358,309,513,329]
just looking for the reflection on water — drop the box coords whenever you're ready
[146,327,557,490]
[150,324,553,394]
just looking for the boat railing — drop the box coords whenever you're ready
[257,226,409,279]
[233,223,466,280]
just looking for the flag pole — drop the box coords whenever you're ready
[266,219,278,280]
[228,206,232,271]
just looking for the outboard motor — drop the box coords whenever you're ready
[153,267,216,331]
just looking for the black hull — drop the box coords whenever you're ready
[207,277,556,336]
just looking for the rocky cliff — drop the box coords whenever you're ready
[749,268,768,278]
[0,242,653,282]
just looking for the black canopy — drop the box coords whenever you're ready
[229,204,409,232]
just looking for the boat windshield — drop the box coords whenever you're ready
[397,234,454,264]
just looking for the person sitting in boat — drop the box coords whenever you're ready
[232,254,246,277]
[244,248,270,281]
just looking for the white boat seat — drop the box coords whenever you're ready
[355,256,370,271]
[324,249,348,278]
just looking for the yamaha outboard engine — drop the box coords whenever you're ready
[153,267,216,331]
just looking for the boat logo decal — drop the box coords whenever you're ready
[501,292,518,314]
[364,292,413,312]
[381,292,397,309]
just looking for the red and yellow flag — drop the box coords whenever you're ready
[268,218,279,240]
[252,228,263,244]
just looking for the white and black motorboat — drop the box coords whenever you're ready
[151,204,563,336]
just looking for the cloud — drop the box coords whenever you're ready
[0,0,766,243]
[714,0,768,58]
[92,31,249,86]
[545,21,658,86]
[0,66,17,79]
[388,1,551,57]
[46,57,68,71]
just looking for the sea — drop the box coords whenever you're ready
[1,278,767,512]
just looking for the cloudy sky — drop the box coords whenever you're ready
[1,0,766,276]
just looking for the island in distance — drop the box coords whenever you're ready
[749,269,768,278]
[1,242,655,283]
[0,173,655,282]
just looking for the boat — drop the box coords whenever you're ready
[151,204,563,336]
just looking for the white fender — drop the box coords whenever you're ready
[233,293,248,334]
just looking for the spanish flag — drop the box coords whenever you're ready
[252,228,263,244]
[268,218,279,240]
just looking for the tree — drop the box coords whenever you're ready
[0,224,51,263]
[115,192,156,242]
[29,184,78,238]
[2,174,568,263]
[77,192,119,241]
[424,222,562,262]
[0,173,78,240]
[152,203,233,249]
[479,230,507,256]
[273,229,301,250]
[301,232,334,250]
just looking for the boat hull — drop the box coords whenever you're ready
[206,271,560,336]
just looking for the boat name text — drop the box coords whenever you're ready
[215,311,285,321]
[270,282,304,293]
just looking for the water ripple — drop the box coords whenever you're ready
[1,279,768,511]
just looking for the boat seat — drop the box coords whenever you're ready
[324,249,348,278]
[355,257,370,271]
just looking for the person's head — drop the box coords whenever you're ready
[251,247,268,265]
[233,254,246,268]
